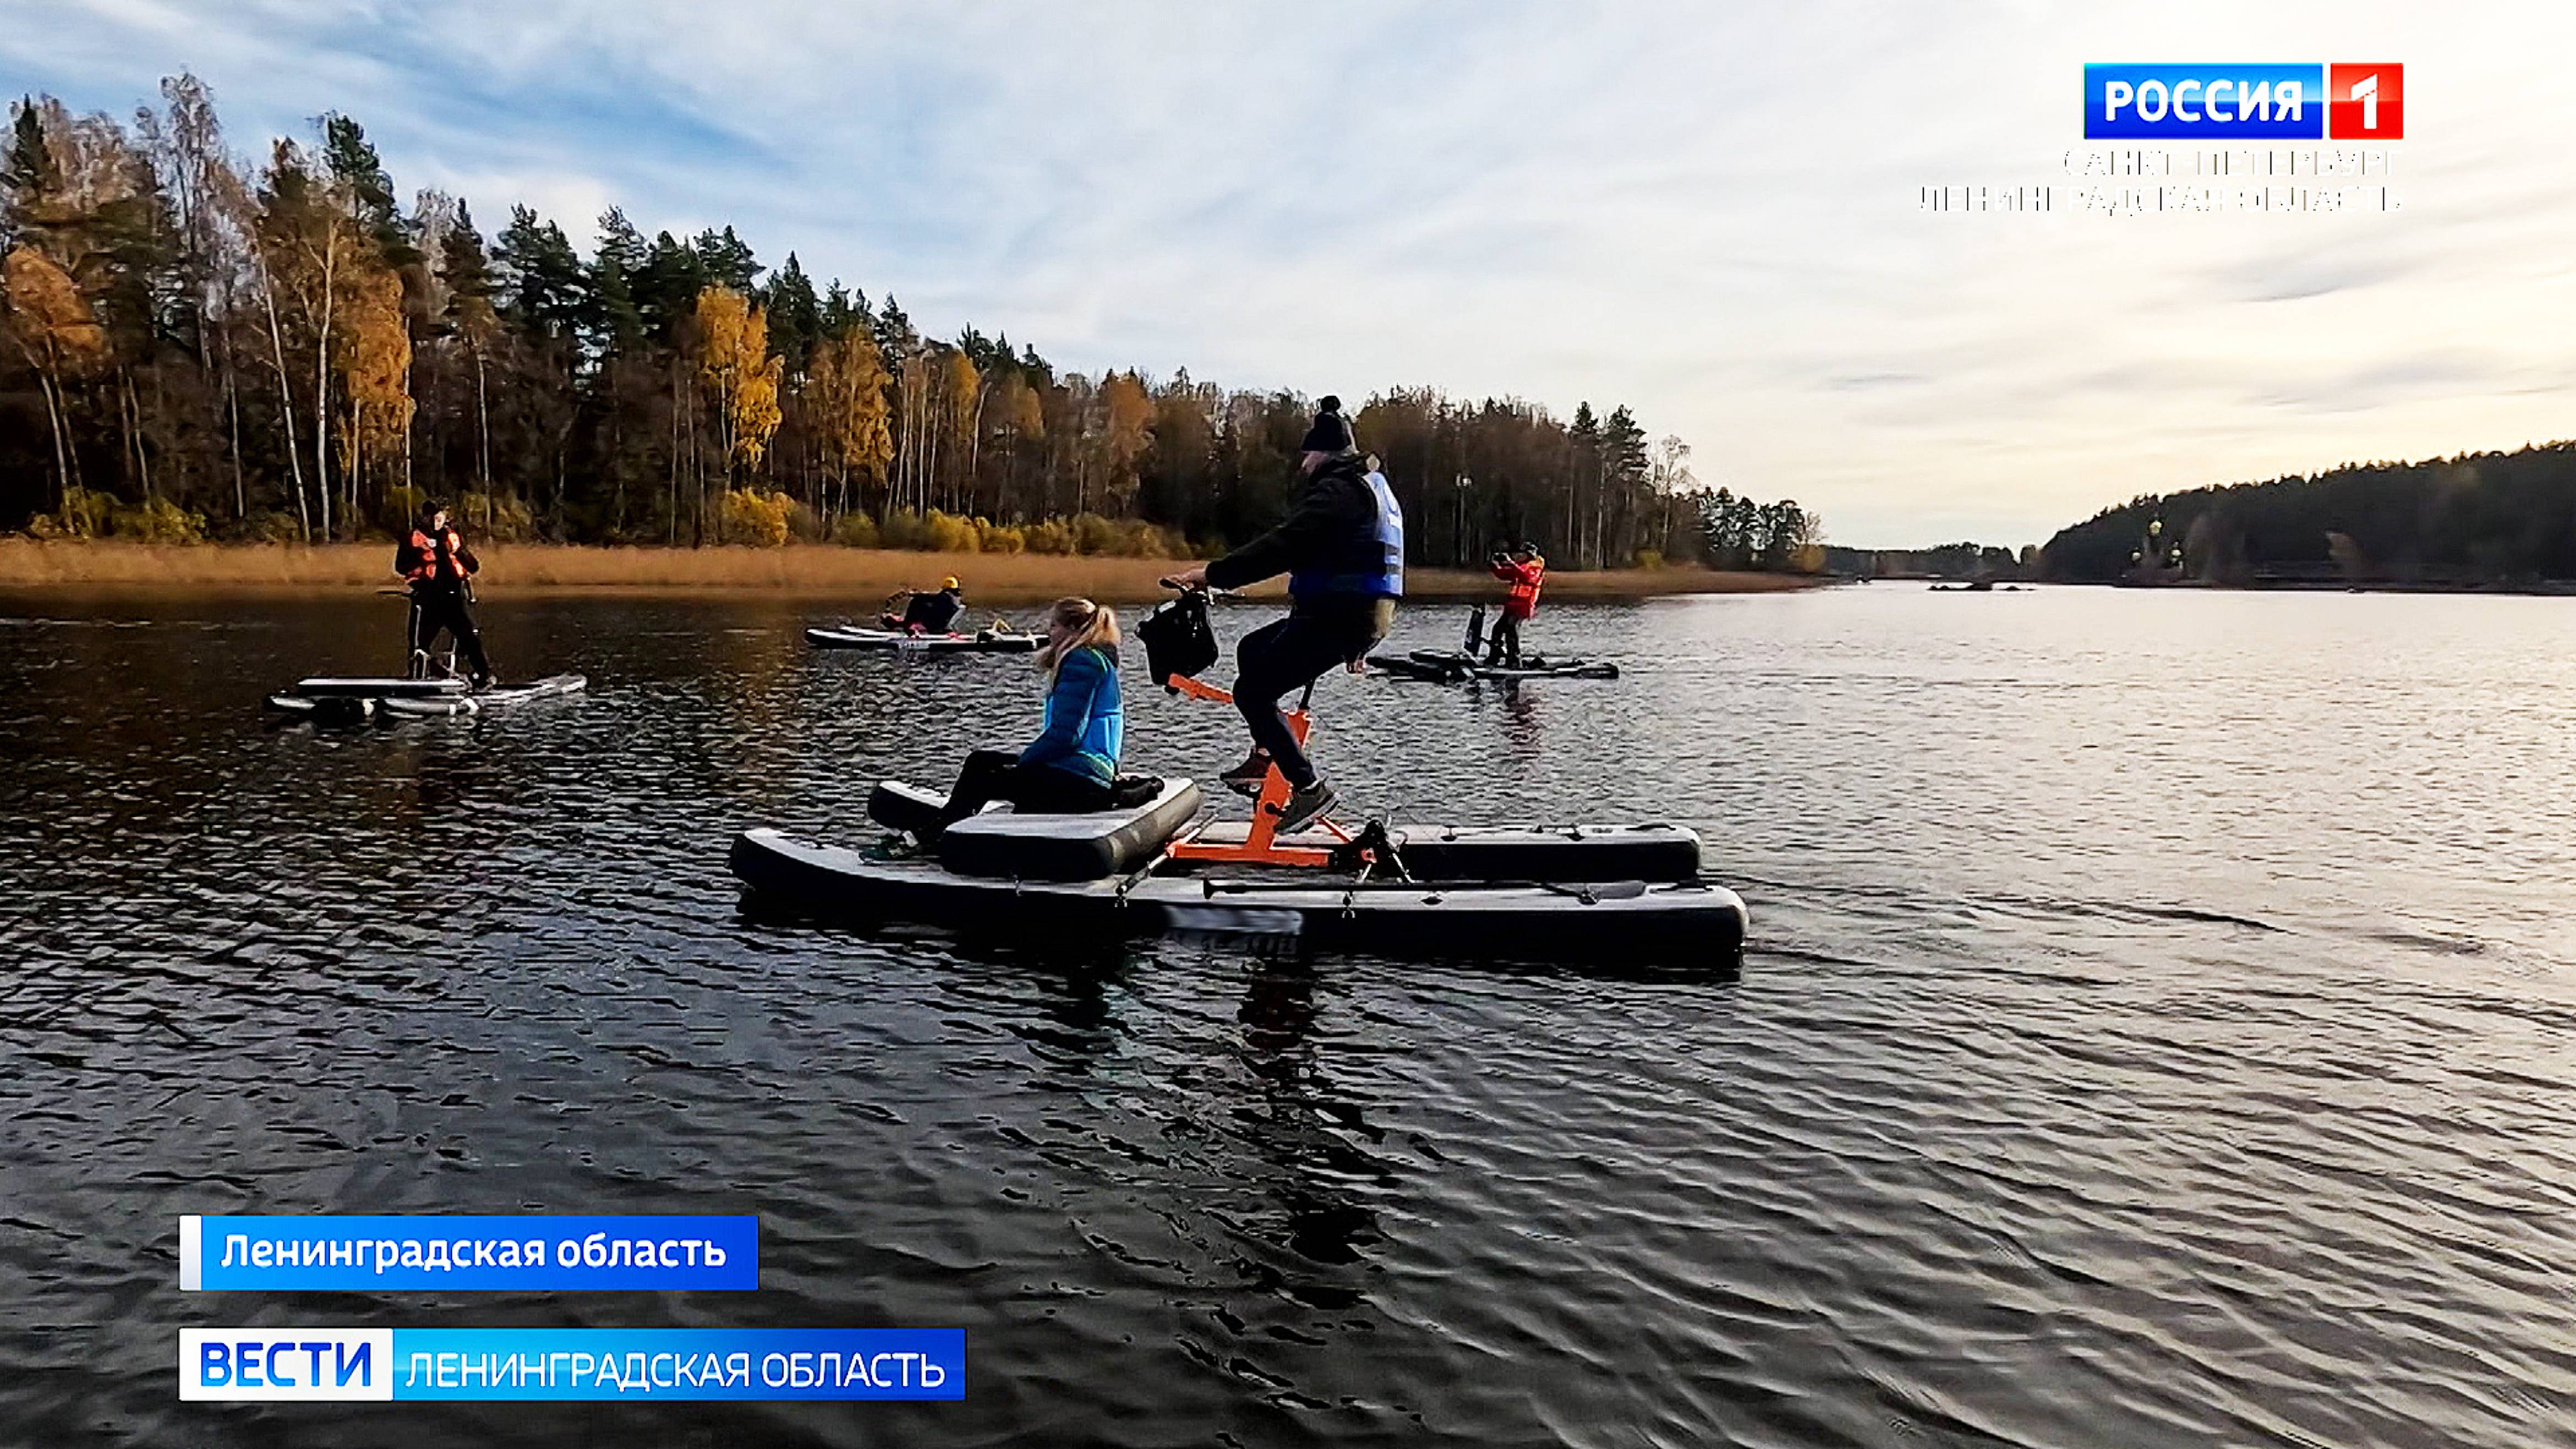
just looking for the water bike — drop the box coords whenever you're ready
[731,586,1742,967]
[266,589,586,721]
[806,589,1042,653]
[805,625,1041,654]
[1366,604,1617,684]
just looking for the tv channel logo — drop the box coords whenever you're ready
[2327,64,2403,140]
[2085,64,2402,140]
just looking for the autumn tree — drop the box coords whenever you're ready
[805,327,892,521]
[940,348,979,512]
[1,245,107,511]
[692,283,781,538]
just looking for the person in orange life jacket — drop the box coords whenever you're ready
[934,597,1125,832]
[881,577,966,633]
[394,499,494,688]
[1162,396,1401,835]
[1486,543,1545,668]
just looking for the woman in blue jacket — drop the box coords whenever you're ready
[934,597,1124,829]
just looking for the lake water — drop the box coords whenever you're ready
[3,583,2573,1447]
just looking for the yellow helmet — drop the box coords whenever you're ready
[942,576,961,590]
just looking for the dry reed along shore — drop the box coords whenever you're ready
[0,540,1816,605]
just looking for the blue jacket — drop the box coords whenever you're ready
[1019,644,1123,786]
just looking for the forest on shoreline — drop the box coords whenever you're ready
[2039,441,2576,587]
[0,78,1826,576]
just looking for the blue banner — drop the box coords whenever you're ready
[179,1328,964,1401]
[180,1215,757,1292]
[2085,64,2322,139]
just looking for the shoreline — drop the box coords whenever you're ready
[0,540,1819,604]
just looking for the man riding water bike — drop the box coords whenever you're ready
[882,577,966,634]
[1163,396,1402,835]
[395,499,494,688]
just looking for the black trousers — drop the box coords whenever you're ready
[1485,614,1524,668]
[408,590,491,682]
[1233,601,1388,790]
[940,750,1115,827]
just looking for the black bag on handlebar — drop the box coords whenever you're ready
[1137,589,1219,687]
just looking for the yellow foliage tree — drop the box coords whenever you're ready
[806,329,893,522]
[335,263,412,523]
[1,246,109,510]
[1000,371,1042,440]
[720,488,792,546]
[694,284,784,478]
[942,349,980,509]
[1099,369,1152,510]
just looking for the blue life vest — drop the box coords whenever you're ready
[1289,468,1405,599]
[1022,644,1122,785]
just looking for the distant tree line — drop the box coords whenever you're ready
[1822,542,2032,580]
[0,78,1824,570]
[1697,490,1822,572]
[2041,442,2576,586]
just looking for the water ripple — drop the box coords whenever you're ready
[4,587,2575,1446]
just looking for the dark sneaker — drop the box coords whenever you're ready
[1272,780,1337,835]
[1218,753,1271,797]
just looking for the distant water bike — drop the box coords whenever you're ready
[1368,604,1618,684]
[731,586,1743,967]
[803,587,1043,655]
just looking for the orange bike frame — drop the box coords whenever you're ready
[1162,675,1352,867]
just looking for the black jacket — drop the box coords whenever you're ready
[905,588,965,632]
[1206,455,1382,596]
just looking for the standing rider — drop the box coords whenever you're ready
[1162,395,1402,834]
[1486,543,1546,668]
[395,499,494,688]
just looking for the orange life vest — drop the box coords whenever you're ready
[404,527,471,586]
[1495,557,1545,619]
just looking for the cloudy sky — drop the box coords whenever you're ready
[8,1,2570,545]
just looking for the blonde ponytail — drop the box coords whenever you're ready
[1037,596,1119,677]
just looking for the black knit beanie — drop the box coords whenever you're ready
[1299,396,1354,454]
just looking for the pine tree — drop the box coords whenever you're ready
[761,251,819,378]
[493,205,583,347]
[1567,401,1600,566]
[3,97,59,240]
[586,207,647,356]
[632,229,705,340]
[436,201,499,494]
[818,279,871,340]
[318,113,402,254]
[693,225,758,291]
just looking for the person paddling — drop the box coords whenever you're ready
[882,577,967,634]
[1161,395,1402,835]
[933,598,1125,830]
[395,499,494,688]
[1486,543,1545,668]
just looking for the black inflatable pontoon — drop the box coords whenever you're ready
[1369,649,1617,683]
[730,779,1743,968]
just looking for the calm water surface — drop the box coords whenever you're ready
[3,583,2573,1447]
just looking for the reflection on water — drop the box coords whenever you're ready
[3,584,2575,1447]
